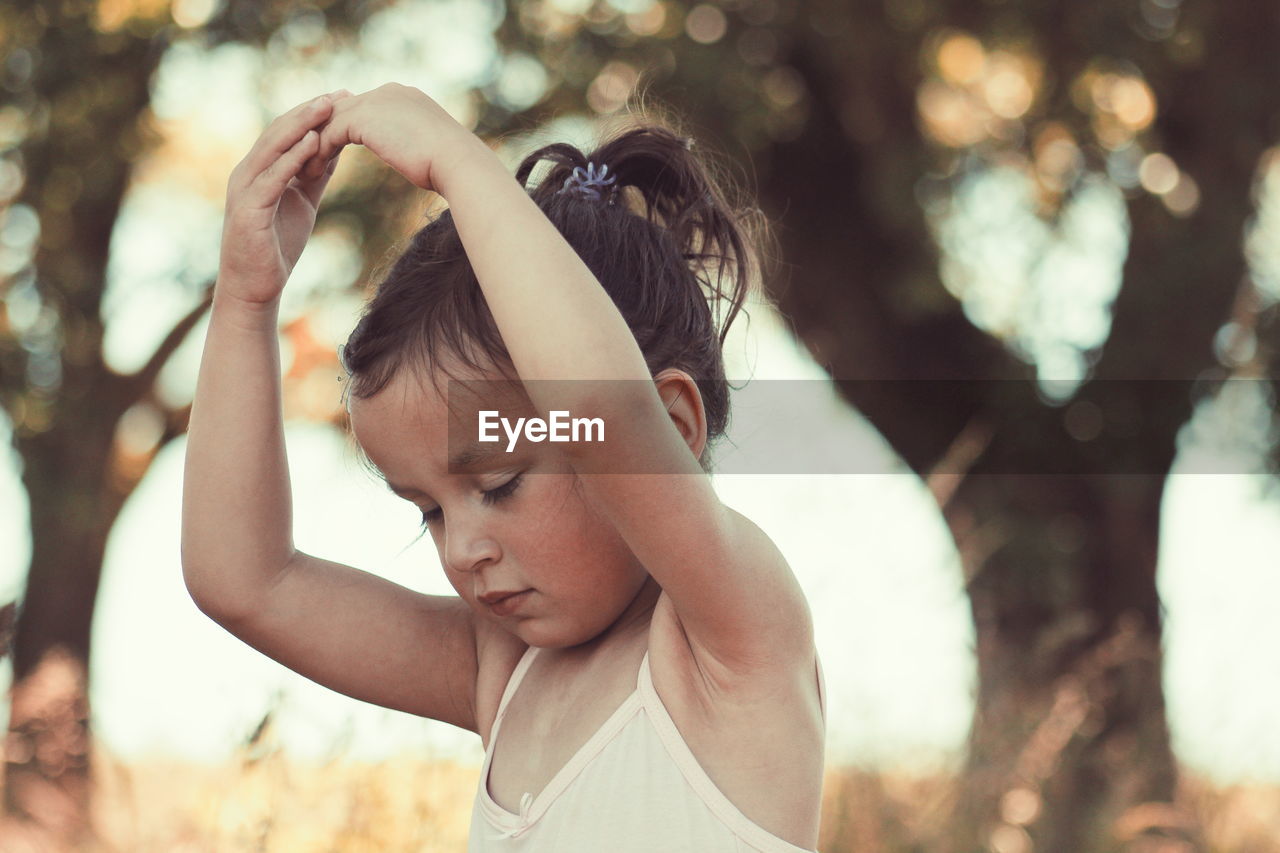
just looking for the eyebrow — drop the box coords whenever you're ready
[449,440,505,469]
[381,441,506,497]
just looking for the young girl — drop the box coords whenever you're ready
[182,83,826,851]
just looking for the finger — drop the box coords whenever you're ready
[248,129,320,208]
[300,88,356,169]
[300,131,342,181]
[235,96,330,191]
[297,148,342,206]
[301,147,339,181]
[311,103,356,168]
[236,96,333,188]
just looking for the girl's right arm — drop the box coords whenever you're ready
[180,92,480,733]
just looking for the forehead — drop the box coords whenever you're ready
[347,360,533,476]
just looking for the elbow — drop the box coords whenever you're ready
[179,554,231,625]
[179,567,256,630]
[179,541,208,607]
[179,544,294,628]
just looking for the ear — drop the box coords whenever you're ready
[652,368,708,462]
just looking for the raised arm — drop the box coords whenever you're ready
[438,141,814,677]
[307,83,814,677]
[181,89,337,613]
[181,91,480,731]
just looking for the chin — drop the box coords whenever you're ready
[511,620,605,650]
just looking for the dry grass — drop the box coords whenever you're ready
[820,766,1280,852]
[88,744,479,853]
[6,742,1279,852]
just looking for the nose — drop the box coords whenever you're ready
[440,512,501,575]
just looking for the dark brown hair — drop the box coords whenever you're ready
[338,111,776,471]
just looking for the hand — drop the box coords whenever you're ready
[300,82,490,196]
[218,89,354,305]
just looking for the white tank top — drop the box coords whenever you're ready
[468,646,827,852]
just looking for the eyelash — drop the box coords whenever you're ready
[419,473,524,529]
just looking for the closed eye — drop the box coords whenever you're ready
[418,473,524,530]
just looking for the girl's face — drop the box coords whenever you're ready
[346,360,654,649]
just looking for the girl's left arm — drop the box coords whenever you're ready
[312,84,814,679]
[442,140,816,681]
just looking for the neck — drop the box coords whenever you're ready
[569,574,661,657]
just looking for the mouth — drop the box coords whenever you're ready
[482,589,532,616]
[478,588,526,605]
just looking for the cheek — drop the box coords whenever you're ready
[537,496,623,566]
[520,475,595,542]
[443,569,470,600]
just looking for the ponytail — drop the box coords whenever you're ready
[342,105,777,471]
[515,121,770,354]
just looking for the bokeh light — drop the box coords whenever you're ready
[685,3,728,45]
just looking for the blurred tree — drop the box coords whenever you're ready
[489,0,1280,850]
[0,0,422,844]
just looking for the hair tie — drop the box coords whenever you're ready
[557,161,618,204]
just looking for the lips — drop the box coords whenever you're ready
[480,589,532,616]
[478,589,526,606]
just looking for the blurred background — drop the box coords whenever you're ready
[1,0,1279,850]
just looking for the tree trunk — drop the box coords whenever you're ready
[0,4,431,841]
[729,2,1274,847]
[939,473,1202,851]
[3,384,129,845]
[0,8,165,839]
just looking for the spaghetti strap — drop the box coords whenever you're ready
[489,644,539,747]
[815,652,827,726]
[472,645,824,851]
[478,646,645,839]
[635,650,821,853]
